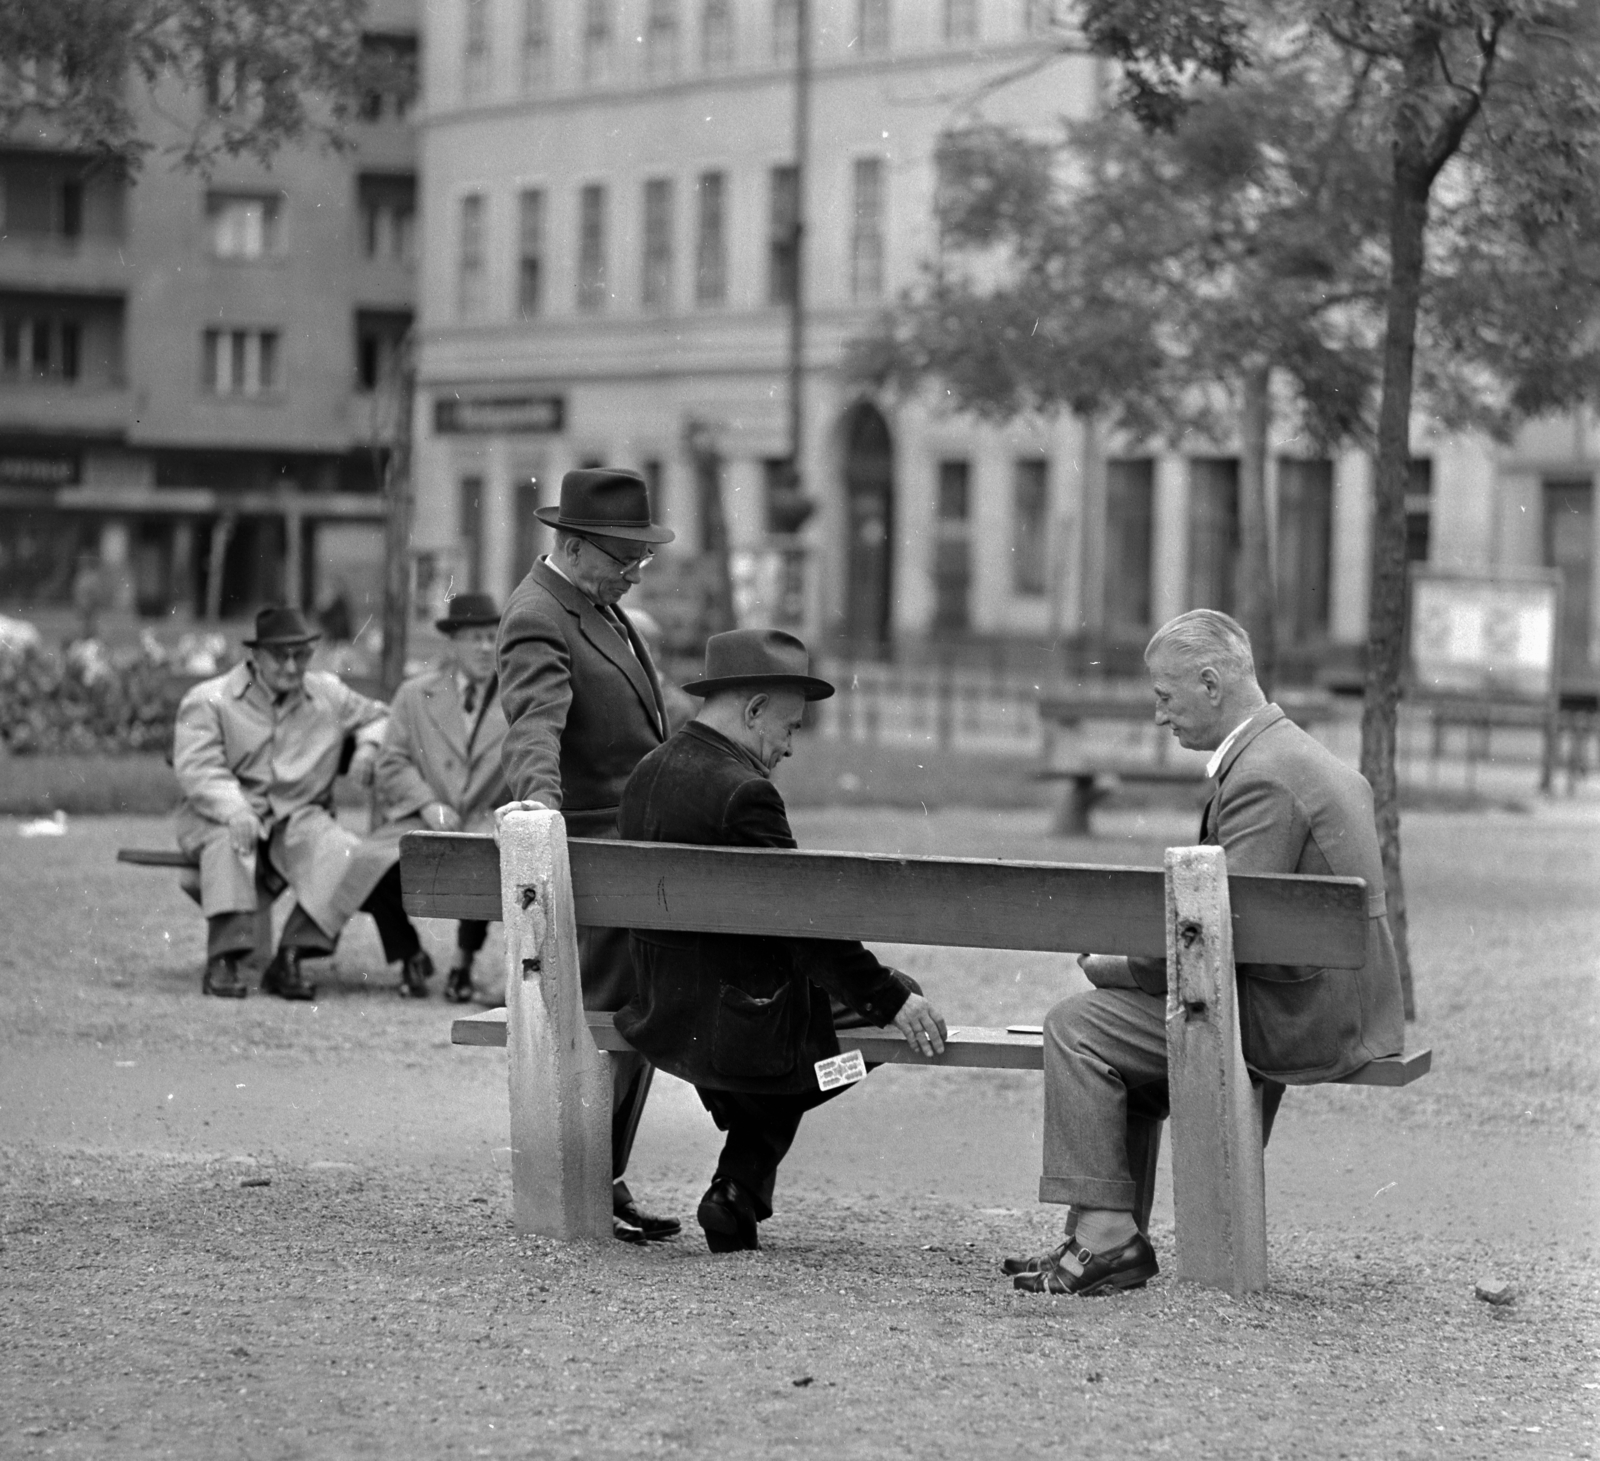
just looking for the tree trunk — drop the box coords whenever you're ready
[1236,364,1275,698]
[379,336,416,700]
[1361,161,1430,1023]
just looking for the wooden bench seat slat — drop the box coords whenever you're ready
[447,1007,1431,1087]
[400,833,1371,969]
[117,849,197,868]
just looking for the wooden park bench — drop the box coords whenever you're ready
[401,812,1430,1296]
[116,847,276,968]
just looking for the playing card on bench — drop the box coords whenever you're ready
[814,1049,868,1091]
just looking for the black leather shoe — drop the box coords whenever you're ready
[398,950,434,998]
[1012,1234,1158,1295]
[260,947,316,1001]
[443,960,475,1004]
[697,1176,760,1253]
[202,955,248,999]
[614,1194,681,1241]
[613,1214,649,1244]
[1002,1242,1064,1277]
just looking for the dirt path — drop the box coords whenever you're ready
[2,807,1597,1459]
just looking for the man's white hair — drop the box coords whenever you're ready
[1145,609,1256,681]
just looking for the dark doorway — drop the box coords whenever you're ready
[842,402,894,647]
[1544,479,1594,681]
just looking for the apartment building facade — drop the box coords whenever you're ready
[0,2,419,630]
[414,0,1599,686]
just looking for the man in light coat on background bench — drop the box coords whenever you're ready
[1008,609,1406,1296]
[370,592,509,1003]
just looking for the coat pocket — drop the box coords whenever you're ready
[711,980,798,1080]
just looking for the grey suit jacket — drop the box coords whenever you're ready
[1148,703,1406,1083]
[496,558,668,833]
[374,666,509,835]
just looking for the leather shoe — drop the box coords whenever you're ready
[261,946,316,1001]
[613,1214,650,1244]
[398,949,434,998]
[614,1194,681,1241]
[696,1176,760,1253]
[202,954,248,999]
[1001,1243,1063,1277]
[1012,1234,1158,1295]
[443,960,475,1004]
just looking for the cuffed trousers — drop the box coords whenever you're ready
[206,864,421,964]
[1040,987,1284,1225]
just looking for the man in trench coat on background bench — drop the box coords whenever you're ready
[173,606,421,1001]
[495,467,680,1244]
[616,628,950,1253]
[1006,608,1406,1296]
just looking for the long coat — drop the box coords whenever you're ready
[1131,703,1406,1083]
[372,666,509,844]
[496,557,668,832]
[173,662,391,937]
[615,722,913,1095]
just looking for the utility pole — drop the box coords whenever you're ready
[378,332,416,698]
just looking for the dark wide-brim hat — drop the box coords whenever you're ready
[682,628,834,702]
[436,592,501,633]
[243,605,321,648]
[535,467,675,545]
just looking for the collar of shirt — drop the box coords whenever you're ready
[1205,715,1254,779]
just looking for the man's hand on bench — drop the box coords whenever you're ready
[228,810,264,856]
[894,993,948,1057]
[493,799,551,843]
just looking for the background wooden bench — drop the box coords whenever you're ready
[116,847,275,969]
[402,816,1429,1296]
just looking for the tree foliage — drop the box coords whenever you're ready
[0,0,410,174]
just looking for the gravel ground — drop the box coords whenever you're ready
[1,804,1597,1459]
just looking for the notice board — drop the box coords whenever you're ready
[1409,569,1561,702]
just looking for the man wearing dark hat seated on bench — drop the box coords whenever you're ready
[616,629,950,1253]
[496,466,679,1244]
[370,592,510,1004]
[173,606,427,1001]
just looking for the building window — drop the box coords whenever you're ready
[1406,456,1432,565]
[645,0,680,78]
[857,0,890,53]
[641,178,674,311]
[0,313,80,382]
[357,33,418,121]
[768,165,799,306]
[1277,457,1333,645]
[207,193,282,259]
[934,459,972,632]
[851,157,885,301]
[355,310,411,392]
[457,193,487,319]
[1187,457,1239,614]
[583,0,614,82]
[701,0,734,68]
[521,0,552,89]
[1105,458,1154,629]
[696,170,728,306]
[773,0,799,64]
[464,0,491,95]
[944,0,977,41]
[1544,479,1595,677]
[641,458,665,525]
[359,174,415,263]
[202,328,280,397]
[0,155,89,239]
[1013,458,1049,596]
[459,475,484,591]
[517,188,545,318]
[577,183,608,311]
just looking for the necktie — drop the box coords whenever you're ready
[462,681,477,716]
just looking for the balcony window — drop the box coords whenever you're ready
[355,310,411,392]
[768,165,798,306]
[207,193,283,260]
[202,328,281,397]
[458,193,487,319]
[850,158,884,300]
[1012,458,1049,596]
[695,170,727,306]
[0,313,79,382]
[577,183,608,312]
[517,188,545,318]
[359,174,416,264]
[641,178,673,311]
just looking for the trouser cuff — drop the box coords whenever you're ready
[1038,1174,1137,1208]
[206,912,259,959]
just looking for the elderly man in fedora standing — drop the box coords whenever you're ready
[496,466,680,1243]
[174,605,418,1001]
[617,629,950,1253]
[371,592,509,1003]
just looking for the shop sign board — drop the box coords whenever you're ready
[434,393,565,435]
[1409,568,1561,702]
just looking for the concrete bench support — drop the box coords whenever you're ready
[1165,845,1268,1296]
[499,809,612,1241]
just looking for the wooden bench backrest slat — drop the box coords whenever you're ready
[400,832,1370,969]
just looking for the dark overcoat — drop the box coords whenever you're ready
[615,722,912,1095]
[1132,704,1406,1082]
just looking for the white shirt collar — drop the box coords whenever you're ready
[1205,715,1254,779]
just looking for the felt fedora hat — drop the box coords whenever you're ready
[534,467,675,544]
[243,605,321,648]
[681,629,835,702]
[435,592,502,633]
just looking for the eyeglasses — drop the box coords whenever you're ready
[584,538,656,572]
[258,645,315,666]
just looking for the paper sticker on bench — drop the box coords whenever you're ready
[815,1050,868,1091]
